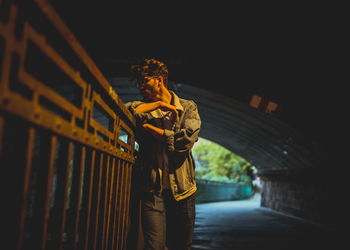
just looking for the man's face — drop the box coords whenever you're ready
[137,76,162,101]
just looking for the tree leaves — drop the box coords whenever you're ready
[193,138,252,183]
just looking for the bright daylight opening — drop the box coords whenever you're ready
[192,137,261,204]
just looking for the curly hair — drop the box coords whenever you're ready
[129,58,169,88]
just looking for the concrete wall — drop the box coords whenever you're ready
[260,170,335,225]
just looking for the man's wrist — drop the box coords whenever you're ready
[142,124,164,138]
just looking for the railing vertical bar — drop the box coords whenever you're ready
[73,145,86,249]
[59,141,74,250]
[41,135,57,250]
[93,152,104,250]
[120,161,130,250]
[104,157,115,250]
[119,162,127,250]
[127,163,133,227]
[116,160,126,250]
[110,159,121,250]
[100,155,110,250]
[84,149,96,250]
[123,163,133,249]
[17,126,35,250]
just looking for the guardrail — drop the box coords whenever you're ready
[0,1,136,249]
[196,179,253,203]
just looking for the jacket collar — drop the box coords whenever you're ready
[170,91,184,112]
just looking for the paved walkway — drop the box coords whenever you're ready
[192,198,340,250]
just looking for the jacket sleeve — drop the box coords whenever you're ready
[125,101,153,126]
[163,100,201,154]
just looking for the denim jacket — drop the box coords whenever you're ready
[126,91,201,201]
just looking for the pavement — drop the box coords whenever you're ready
[192,197,341,250]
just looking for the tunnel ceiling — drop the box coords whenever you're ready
[50,1,341,174]
[108,77,324,174]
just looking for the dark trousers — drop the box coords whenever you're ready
[141,190,196,250]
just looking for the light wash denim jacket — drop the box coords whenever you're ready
[126,91,201,201]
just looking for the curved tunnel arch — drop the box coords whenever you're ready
[108,77,323,176]
[107,76,337,224]
[31,63,335,231]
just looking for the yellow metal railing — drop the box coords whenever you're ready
[0,0,136,249]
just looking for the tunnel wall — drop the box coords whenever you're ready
[260,170,333,225]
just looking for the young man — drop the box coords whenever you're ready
[126,58,201,250]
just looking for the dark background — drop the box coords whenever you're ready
[51,1,345,157]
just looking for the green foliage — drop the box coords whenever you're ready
[193,138,253,184]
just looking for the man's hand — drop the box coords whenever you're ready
[141,123,164,140]
[136,101,178,122]
[158,101,178,122]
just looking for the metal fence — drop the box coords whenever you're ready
[0,0,136,249]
